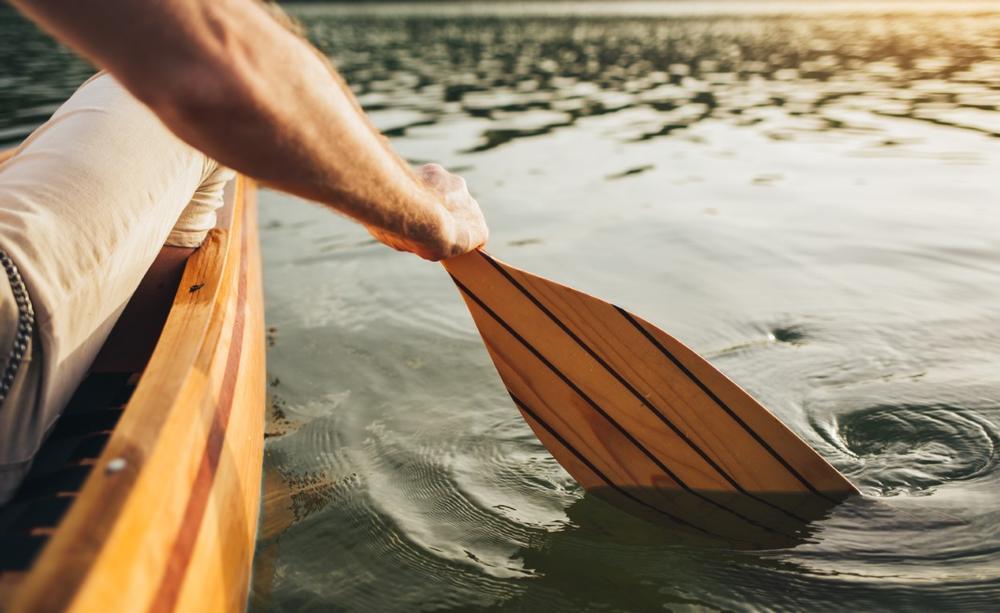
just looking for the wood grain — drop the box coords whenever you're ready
[443,249,858,540]
[8,177,266,612]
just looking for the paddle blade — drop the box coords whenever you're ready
[443,249,858,539]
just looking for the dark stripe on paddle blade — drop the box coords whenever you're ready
[477,251,811,521]
[451,275,789,538]
[615,306,841,504]
[508,393,718,538]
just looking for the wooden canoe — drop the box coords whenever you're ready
[0,151,266,612]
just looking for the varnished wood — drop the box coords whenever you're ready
[7,177,266,612]
[443,250,858,542]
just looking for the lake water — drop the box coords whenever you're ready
[2,1,999,611]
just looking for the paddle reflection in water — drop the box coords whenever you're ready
[575,486,836,549]
[251,455,990,611]
[478,493,985,612]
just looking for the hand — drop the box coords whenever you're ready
[368,163,489,261]
[418,163,489,259]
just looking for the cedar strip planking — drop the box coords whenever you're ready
[170,185,265,612]
[150,185,251,612]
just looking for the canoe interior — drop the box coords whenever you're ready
[0,173,265,612]
[0,202,199,572]
[0,252,187,579]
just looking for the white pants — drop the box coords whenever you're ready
[0,73,232,503]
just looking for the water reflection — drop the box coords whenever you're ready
[0,8,94,146]
[302,11,1000,155]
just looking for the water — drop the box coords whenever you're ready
[2,1,999,611]
[0,9,93,147]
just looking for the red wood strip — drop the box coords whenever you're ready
[149,202,250,613]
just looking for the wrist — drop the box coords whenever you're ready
[400,190,454,261]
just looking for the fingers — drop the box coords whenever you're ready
[457,197,489,252]
[422,165,487,257]
[367,225,440,261]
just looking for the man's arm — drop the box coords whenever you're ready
[10,0,487,261]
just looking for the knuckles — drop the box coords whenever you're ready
[410,162,488,260]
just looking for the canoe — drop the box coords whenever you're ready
[0,149,266,612]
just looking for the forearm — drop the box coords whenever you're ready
[12,0,455,256]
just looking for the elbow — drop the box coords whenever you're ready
[133,61,260,139]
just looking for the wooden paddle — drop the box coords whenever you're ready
[443,249,859,544]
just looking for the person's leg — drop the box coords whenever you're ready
[0,73,224,502]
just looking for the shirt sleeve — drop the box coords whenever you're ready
[164,158,236,248]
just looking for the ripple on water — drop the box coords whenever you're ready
[836,404,999,496]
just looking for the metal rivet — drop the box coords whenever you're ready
[105,457,127,474]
